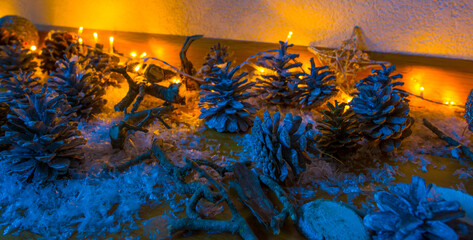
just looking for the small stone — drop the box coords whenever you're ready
[297,200,370,240]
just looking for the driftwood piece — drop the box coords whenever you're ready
[423,118,473,161]
[109,105,174,149]
[180,35,203,90]
[231,162,277,231]
[149,139,257,240]
[110,65,182,112]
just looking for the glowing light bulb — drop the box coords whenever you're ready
[93,32,98,44]
[258,68,265,73]
[134,64,141,72]
[78,38,83,44]
[131,52,137,58]
[445,101,449,104]
[450,101,454,105]
[172,77,181,84]
[30,45,36,51]
[140,52,147,58]
[298,75,303,79]
[78,26,83,37]
[419,86,424,98]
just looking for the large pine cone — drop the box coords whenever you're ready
[295,58,338,108]
[250,111,313,183]
[199,63,256,133]
[256,41,304,105]
[0,44,37,80]
[47,55,106,121]
[0,27,20,46]
[0,71,41,107]
[350,65,413,152]
[315,101,360,156]
[0,90,86,183]
[39,31,79,73]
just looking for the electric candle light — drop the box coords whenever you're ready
[78,26,83,38]
[109,36,114,54]
[93,32,98,45]
[285,31,293,44]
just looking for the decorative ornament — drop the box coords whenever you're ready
[0,89,86,183]
[0,44,37,80]
[199,62,257,133]
[47,55,107,121]
[39,31,79,73]
[0,15,39,47]
[255,41,304,105]
[309,26,389,95]
[295,58,338,108]
[0,27,20,46]
[364,176,465,240]
[349,64,413,152]
[250,111,314,183]
[315,100,360,157]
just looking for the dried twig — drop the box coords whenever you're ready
[423,118,473,161]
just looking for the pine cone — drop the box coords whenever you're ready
[0,90,86,183]
[0,27,20,46]
[315,101,360,156]
[465,89,473,132]
[256,41,304,105]
[349,64,413,152]
[0,102,9,150]
[84,46,122,87]
[295,58,338,108]
[199,42,231,79]
[47,55,107,121]
[364,176,464,240]
[199,62,256,132]
[39,31,79,73]
[0,71,41,107]
[250,111,314,183]
[0,44,37,80]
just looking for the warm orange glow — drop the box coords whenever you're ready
[130,52,137,58]
[298,75,303,79]
[258,68,265,73]
[420,86,424,91]
[78,38,83,44]
[93,32,98,44]
[30,45,36,51]
[78,26,83,36]
[140,52,147,58]
[134,64,141,72]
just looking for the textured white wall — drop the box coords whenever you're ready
[1,0,472,60]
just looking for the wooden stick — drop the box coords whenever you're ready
[423,118,473,161]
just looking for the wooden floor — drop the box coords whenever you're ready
[37,25,473,106]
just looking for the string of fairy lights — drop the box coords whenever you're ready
[32,26,466,109]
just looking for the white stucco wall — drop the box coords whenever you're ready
[1,0,472,60]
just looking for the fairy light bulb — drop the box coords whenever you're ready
[30,45,36,51]
[131,52,137,58]
[140,52,147,58]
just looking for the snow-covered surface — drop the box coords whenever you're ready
[2,0,473,60]
[1,74,473,238]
